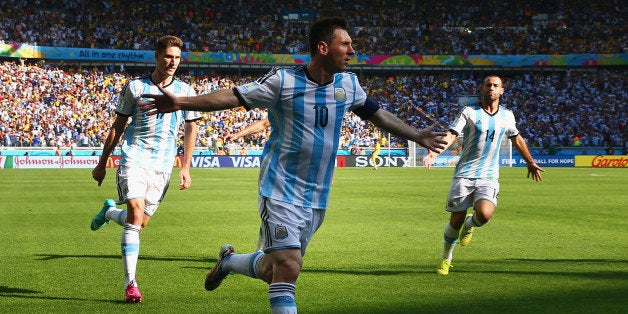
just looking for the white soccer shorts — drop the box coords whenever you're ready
[116,166,171,217]
[258,196,325,256]
[445,177,499,212]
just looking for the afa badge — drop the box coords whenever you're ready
[274,225,288,240]
[334,88,346,102]
[240,82,260,94]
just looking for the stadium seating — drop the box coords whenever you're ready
[0,1,625,153]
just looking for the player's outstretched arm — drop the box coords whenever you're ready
[423,131,457,170]
[367,109,446,154]
[225,118,270,141]
[511,135,545,182]
[139,86,241,115]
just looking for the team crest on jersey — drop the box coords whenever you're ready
[334,88,346,102]
[240,82,260,94]
[274,225,288,240]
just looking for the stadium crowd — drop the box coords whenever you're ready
[0,0,625,55]
[0,1,626,154]
[1,60,625,154]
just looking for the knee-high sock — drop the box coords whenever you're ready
[121,223,141,286]
[465,212,484,229]
[225,251,264,279]
[269,282,297,314]
[106,208,127,226]
[442,223,459,261]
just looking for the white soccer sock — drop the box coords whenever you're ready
[106,208,127,226]
[465,213,483,229]
[121,223,141,286]
[269,282,297,314]
[442,223,459,260]
[226,252,264,278]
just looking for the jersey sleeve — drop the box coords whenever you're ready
[183,83,202,121]
[115,80,137,117]
[234,67,282,109]
[448,106,471,136]
[505,109,519,138]
[352,97,379,120]
[346,73,368,112]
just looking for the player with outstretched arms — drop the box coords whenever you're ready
[423,75,544,275]
[140,17,446,313]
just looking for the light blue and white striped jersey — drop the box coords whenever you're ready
[449,105,518,179]
[116,75,200,173]
[236,66,368,209]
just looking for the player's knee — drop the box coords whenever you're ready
[273,258,302,282]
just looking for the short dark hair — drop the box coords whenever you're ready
[484,74,505,86]
[155,35,184,53]
[308,17,348,56]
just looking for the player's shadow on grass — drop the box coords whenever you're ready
[302,268,418,275]
[302,257,628,277]
[34,254,627,278]
[439,258,628,279]
[0,285,121,303]
[506,257,628,263]
[34,253,211,263]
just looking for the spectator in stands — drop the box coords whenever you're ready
[0,1,625,54]
[0,61,625,153]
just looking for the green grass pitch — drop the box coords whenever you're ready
[0,167,626,313]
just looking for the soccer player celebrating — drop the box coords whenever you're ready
[140,17,445,313]
[423,75,544,275]
[90,35,200,303]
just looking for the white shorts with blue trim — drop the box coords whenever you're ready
[116,166,171,217]
[258,196,325,256]
[445,177,499,212]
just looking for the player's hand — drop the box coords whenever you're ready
[179,168,192,190]
[224,133,239,141]
[92,166,106,186]
[526,162,545,182]
[423,155,436,170]
[139,84,181,115]
[417,123,447,154]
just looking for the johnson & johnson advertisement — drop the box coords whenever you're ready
[0,154,626,169]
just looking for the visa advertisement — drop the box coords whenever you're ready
[0,155,625,169]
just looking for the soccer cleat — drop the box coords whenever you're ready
[459,213,475,246]
[90,199,116,231]
[436,259,452,275]
[125,280,142,303]
[204,244,235,291]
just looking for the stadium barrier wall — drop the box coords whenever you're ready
[2,43,627,67]
[1,154,625,169]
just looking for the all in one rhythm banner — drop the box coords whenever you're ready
[2,43,626,67]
